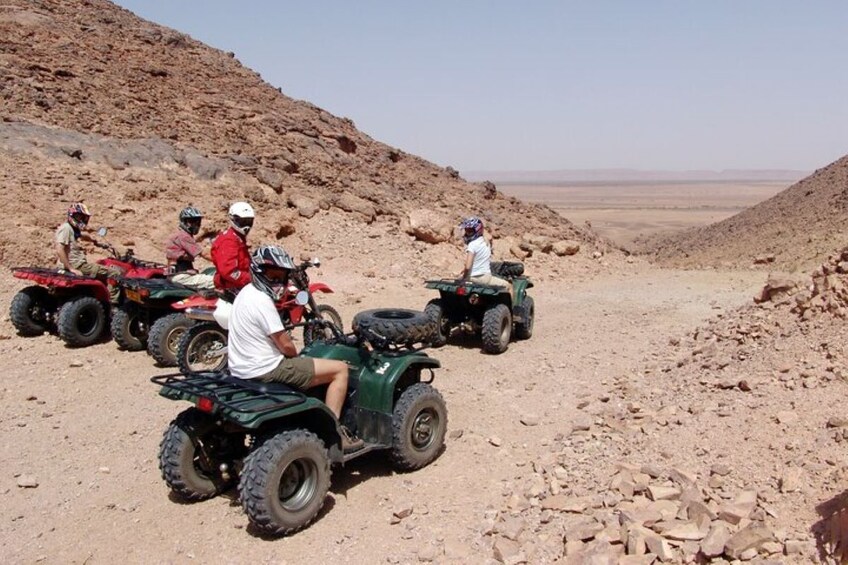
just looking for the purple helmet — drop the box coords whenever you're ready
[460,217,484,243]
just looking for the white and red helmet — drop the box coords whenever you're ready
[228,201,255,235]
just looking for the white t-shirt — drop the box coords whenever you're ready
[466,236,492,277]
[228,284,285,379]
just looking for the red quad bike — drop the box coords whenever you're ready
[174,258,342,374]
[9,228,167,347]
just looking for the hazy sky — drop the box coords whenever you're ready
[114,1,847,173]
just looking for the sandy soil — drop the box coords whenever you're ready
[0,260,769,563]
[498,182,789,248]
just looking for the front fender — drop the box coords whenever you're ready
[308,282,334,294]
[357,354,441,414]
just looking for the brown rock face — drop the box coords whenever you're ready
[643,154,848,270]
[0,0,600,267]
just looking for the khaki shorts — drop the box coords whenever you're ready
[258,357,315,389]
[469,273,509,288]
[171,272,216,290]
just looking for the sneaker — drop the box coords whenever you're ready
[340,426,364,452]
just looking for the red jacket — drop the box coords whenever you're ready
[211,228,251,291]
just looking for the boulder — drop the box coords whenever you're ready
[552,240,581,256]
[724,525,775,559]
[700,522,731,558]
[335,193,376,223]
[404,208,453,244]
[256,166,285,192]
[521,233,553,253]
[182,151,227,180]
[288,194,319,218]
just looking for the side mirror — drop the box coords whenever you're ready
[294,290,310,306]
[311,257,321,268]
[97,227,108,237]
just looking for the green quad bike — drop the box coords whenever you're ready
[424,261,534,354]
[113,275,212,366]
[152,315,447,536]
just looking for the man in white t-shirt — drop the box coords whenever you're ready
[228,244,363,452]
[458,217,511,296]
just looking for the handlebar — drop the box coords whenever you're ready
[306,318,390,350]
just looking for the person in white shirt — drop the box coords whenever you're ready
[228,244,363,452]
[458,217,511,297]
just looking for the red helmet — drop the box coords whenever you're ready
[67,203,91,230]
[460,217,484,243]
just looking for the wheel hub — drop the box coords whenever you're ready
[411,409,437,450]
[277,459,317,511]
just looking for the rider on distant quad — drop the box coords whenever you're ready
[210,201,254,294]
[228,244,364,452]
[55,203,122,302]
[164,206,215,290]
[458,216,512,298]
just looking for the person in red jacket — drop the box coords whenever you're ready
[211,201,255,293]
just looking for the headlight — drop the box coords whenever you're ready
[468,293,480,305]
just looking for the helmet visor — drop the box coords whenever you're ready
[233,216,254,230]
[264,266,290,283]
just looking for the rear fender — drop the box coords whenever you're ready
[55,280,111,303]
[159,383,335,431]
[308,282,333,294]
[255,408,342,457]
[87,283,112,304]
[511,278,532,307]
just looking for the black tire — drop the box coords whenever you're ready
[302,304,343,346]
[57,296,107,347]
[10,286,54,336]
[423,299,448,347]
[352,308,434,345]
[177,322,228,375]
[148,313,194,366]
[239,430,331,535]
[110,305,147,351]
[390,383,448,471]
[159,408,238,500]
[514,296,535,340]
[491,261,524,278]
[481,303,511,354]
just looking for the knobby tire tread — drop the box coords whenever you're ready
[239,430,330,536]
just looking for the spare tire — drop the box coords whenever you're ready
[352,308,434,345]
[491,261,524,278]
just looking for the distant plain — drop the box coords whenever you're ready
[498,181,790,248]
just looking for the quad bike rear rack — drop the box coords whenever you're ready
[12,267,89,286]
[151,372,307,415]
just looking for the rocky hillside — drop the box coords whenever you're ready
[0,0,603,269]
[483,248,848,563]
[641,155,848,271]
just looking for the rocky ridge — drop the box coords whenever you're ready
[641,155,848,271]
[0,0,605,269]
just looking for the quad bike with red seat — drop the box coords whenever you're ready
[9,232,167,347]
[173,259,341,373]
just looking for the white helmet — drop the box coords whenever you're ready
[228,201,255,235]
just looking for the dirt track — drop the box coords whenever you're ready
[0,262,767,563]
